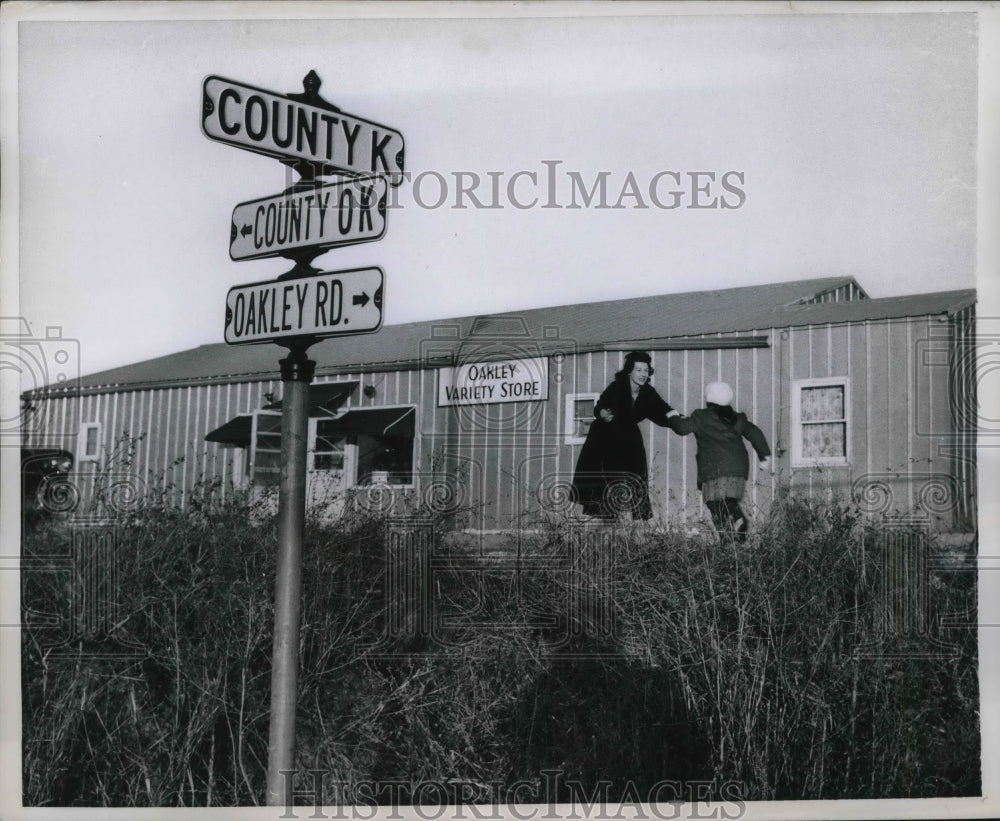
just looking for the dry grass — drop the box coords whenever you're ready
[21,486,979,806]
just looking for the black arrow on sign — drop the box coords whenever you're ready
[352,292,370,308]
[241,224,253,237]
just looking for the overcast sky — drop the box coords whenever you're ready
[5,5,988,381]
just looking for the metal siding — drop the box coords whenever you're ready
[142,389,155,489]
[770,329,780,505]
[784,328,804,495]
[492,404,506,526]
[747,342,758,512]
[829,324,850,377]
[221,383,233,499]
[748,336,774,516]
[849,323,870,497]
[202,383,225,499]
[491,403,505,527]
[789,327,809,382]
[418,368,436,468]
[108,390,120,464]
[680,349,690,516]
[905,321,914,512]
[50,393,64,447]
[665,349,681,518]
[810,323,828,378]
[504,403,516,526]
[865,322,889,496]
[691,348,708,515]
[535,355,560,527]
[950,306,977,530]
[886,321,912,503]
[912,318,932,475]
[790,324,852,502]
[168,388,187,506]
[181,387,194,504]
[193,386,206,498]
[26,300,973,532]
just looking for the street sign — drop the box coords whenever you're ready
[202,72,400,804]
[224,267,383,345]
[230,176,388,261]
[202,75,404,184]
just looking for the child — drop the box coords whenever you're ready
[672,382,771,541]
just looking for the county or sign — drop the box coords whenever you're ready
[438,357,549,406]
[224,267,383,345]
[230,177,388,261]
[202,76,404,184]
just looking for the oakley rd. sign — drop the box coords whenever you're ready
[224,267,384,345]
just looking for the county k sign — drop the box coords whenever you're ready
[202,76,404,184]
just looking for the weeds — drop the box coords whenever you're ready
[22,490,979,806]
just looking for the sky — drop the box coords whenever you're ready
[4,4,989,384]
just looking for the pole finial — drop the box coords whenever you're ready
[303,70,321,95]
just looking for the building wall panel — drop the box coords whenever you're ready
[21,306,974,533]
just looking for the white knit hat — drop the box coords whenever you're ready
[704,381,734,406]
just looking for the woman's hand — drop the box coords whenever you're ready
[599,408,614,422]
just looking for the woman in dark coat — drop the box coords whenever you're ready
[572,351,681,521]
[671,381,771,541]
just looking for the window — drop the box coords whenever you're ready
[251,410,283,486]
[355,433,414,486]
[78,422,102,462]
[325,407,416,486]
[313,418,348,472]
[247,406,417,487]
[564,393,599,445]
[791,378,850,467]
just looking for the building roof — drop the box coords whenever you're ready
[30,276,975,396]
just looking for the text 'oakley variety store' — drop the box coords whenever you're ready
[21,277,976,533]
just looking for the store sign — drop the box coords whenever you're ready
[437,357,549,406]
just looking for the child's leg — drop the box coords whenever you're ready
[726,498,748,541]
[706,500,733,537]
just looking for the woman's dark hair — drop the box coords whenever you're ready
[616,350,654,380]
[707,402,739,426]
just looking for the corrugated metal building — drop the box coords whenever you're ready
[21,276,977,532]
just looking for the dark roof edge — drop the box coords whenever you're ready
[24,292,975,400]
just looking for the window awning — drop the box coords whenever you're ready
[205,414,254,446]
[263,381,359,415]
[318,407,415,438]
[205,382,360,446]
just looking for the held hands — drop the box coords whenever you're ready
[599,408,614,423]
[758,457,771,471]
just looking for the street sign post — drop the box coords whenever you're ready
[202,74,405,184]
[203,71,400,806]
[224,267,383,345]
[230,177,387,262]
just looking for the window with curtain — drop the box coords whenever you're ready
[792,379,849,466]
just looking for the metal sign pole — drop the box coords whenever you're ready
[202,70,400,805]
[266,342,315,805]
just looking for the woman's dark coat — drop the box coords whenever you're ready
[572,377,678,518]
